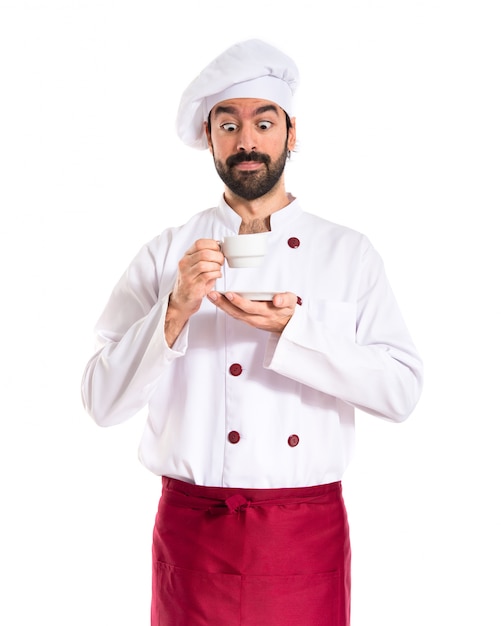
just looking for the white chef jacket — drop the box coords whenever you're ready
[81,196,423,488]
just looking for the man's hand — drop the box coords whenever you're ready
[165,239,224,346]
[207,291,297,334]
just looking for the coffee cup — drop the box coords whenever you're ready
[221,232,269,268]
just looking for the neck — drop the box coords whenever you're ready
[224,182,292,234]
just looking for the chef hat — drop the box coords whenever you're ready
[175,39,299,150]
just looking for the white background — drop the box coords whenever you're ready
[1,1,500,624]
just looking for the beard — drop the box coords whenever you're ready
[213,142,289,201]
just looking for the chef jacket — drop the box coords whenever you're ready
[81,196,423,488]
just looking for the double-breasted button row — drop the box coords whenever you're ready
[286,237,302,304]
[227,432,300,447]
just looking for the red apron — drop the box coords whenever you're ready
[152,477,351,626]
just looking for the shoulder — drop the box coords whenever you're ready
[298,210,372,250]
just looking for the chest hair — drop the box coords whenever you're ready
[238,216,271,234]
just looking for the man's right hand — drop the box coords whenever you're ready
[164,239,224,346]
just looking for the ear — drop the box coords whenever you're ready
[287,117,297,152]
[204,121,213,153]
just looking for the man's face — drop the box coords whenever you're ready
[206,98,296,201]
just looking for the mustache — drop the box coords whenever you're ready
[226,151,271,167]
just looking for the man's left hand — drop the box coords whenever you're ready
[207,291,297,333]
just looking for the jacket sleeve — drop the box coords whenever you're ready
[81,239,188,427]
[264,241,423,422]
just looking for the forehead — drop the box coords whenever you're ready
[211,98,283,119]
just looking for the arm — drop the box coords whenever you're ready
[264,246,423,422]
[81,237,224,426]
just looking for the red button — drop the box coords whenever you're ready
[228,431,240,444]
[296,296,302,306]
[288,237,300,248]
[229,363,243,376]
[288,434,300,447]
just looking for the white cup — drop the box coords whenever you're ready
[221,232,269,268]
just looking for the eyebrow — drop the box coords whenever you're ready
[212,103,281,118]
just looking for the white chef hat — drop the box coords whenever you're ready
[175,39,299,150]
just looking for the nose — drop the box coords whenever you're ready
[237,123,257,152]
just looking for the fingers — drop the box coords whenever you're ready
[180,239,224,280]
[182,239,224,270]
[165,239,223,346]
[186,238,222,255]
[215,291,296,309]
[170,239,224,315]
[272,292,298,309]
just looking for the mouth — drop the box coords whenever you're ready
[234,161,264,171]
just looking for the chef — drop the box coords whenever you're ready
[82,38,423,626]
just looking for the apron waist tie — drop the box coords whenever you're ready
[214,494,250,514]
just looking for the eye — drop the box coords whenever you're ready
[221,122,238,132]
[257,120,272,130]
